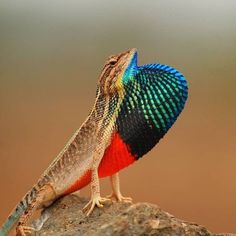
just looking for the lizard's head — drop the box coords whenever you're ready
[99,48,137,95]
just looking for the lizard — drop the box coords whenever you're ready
[0,48,188,236]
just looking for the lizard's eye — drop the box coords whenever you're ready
[109,58,117,66]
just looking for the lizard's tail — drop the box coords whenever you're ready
[0,186,38,236]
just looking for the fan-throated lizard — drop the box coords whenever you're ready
[0,48,188,236]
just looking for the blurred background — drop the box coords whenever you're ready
[0,0,236,233]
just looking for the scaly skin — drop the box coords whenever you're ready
[0,48,188,236]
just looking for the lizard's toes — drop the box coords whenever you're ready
[17,225,35,236]
[99,197,111,203]
[82,199,93,212]
[82,196,111,216]
[115,194,133,203]
[118,196,133,202]
[106,192,133,203]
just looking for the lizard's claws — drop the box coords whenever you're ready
[17,225,35,236]
[106,192,133,203]
[83,195,111,216]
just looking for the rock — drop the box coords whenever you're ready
[35,195,235,236]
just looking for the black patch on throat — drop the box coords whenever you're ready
[116,103,165,159]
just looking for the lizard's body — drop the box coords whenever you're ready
[0,49,188,236]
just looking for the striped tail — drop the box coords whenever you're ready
[0,187,38,236]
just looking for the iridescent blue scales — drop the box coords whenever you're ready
[116,61,188,159]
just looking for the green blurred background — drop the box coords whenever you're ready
[0,0,236,233]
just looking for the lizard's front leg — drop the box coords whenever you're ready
[107,173,133,202]
[83,165,110,216]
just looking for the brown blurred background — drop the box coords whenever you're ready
[0,0,236,233]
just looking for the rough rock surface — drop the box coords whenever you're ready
[35,195,235,236]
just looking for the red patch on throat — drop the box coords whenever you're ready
[98,132,136,177]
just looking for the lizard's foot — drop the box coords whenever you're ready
[106,192,133,203]
[16,225,35,236]
[83,195,111,216]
